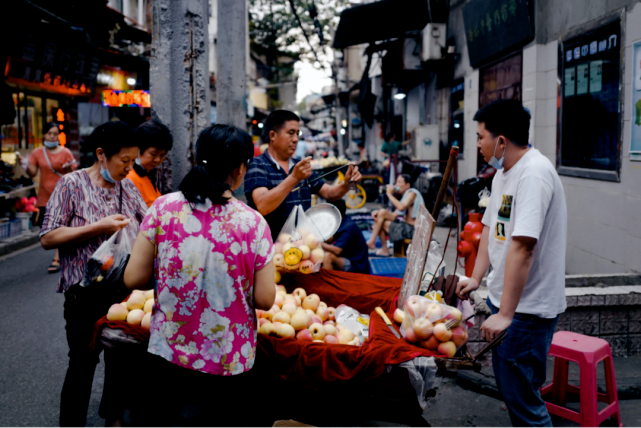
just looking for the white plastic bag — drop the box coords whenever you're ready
[273,205,325,274]
[335,304,370,345]
[81,224,138,286]
[400,295,469,357]
[420,240,445,294]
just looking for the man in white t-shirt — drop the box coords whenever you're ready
[456,99,567,427]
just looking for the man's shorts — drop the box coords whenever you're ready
[388,220,414,242]
[339,257,355,273]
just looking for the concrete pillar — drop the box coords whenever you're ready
[216,0,247,129]
[150,0,211,190]
[138,0,145,26]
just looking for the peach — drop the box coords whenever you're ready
[273,254,285,269]
[299,260,315,274]
[143,289,154,300]
[277,233,292,244]
[299,245,311,260]
[328,307,336,321]
[413,318,434,340]
[274,270,281,284]
[274,242,283,255]
[433,323,452,342]
[296,329,313,342]
[310,248,324,264]
[302,294,321,311]
[259,322,277,336]
[403,325,418,343]
[290,312,310,331]
[393,308,405,324]
[107,304,128,321]
[293,288,307,300]
[451,326,469,347]
[310,315,322,325]
[437,341,457,358]
[316,306,329,322]
[309,323,326,340]
[282,242,293,254]
[272,311,291,324]
[444,307,463,327]
[323,320,335,326]
[141,312,151,330]
[337,328,355,344]
[258,318,269,327]
[276,323,296,338]
[281,303,297,317]
[277,285,287,294]
[420,335,440,350]
[274,293,286,308]
[304,234,319,250]
[323,324,337,336]
[126,294,146,311]
[323,334,338,344]
[126,309,145,325]
[284,262,300,271]
[425,303,444,321]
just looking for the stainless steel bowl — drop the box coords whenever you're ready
[305,203,342,241]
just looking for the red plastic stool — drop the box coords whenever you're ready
[541,331,622,427]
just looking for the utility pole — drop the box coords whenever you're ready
[150,0,211,190]
[216,0,247,129]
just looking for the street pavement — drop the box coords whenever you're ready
[0,244,105,427]
[1,242,640,427]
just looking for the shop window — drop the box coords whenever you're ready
[559,20,621,181]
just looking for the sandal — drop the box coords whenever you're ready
[48,259,60,274]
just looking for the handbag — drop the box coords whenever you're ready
[42,147,64,178]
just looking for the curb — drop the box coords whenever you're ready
[455,358,641,401]
[0,229,41,257]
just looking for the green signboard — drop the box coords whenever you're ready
[462,0,534,67]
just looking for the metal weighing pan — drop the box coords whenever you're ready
[305,203,342,241]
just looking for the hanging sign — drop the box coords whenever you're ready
[102,90,151,108]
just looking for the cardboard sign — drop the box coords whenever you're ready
[398,205,436,310]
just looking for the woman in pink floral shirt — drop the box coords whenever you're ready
[124,124,276,424]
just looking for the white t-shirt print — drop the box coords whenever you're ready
[481,148,567,319]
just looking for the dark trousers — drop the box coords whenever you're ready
[135,354,258,427]
[487,298,559,427]
[60,289,102,427]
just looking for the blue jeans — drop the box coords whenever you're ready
[487,298,559,427]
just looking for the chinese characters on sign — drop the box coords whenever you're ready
[463,0,534,67]
[102,90,151,108]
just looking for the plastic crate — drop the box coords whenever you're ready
[0,221,8,240]
[369,257,407,278]
[9,219,22,237]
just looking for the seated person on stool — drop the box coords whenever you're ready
[366,174,425,257]
[321,200,370,274]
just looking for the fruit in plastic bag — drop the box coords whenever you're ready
[273,254,285,270]
[304,234,319,250]
[401,295,469,356]
[299,260,314,274]
[274,270,281,283]
[310,248,324,264]
[100,255,114,272]
[393,308,405,324]
[284,247,303,266]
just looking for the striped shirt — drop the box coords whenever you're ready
[40,170,148,293]
[244,151,324,238]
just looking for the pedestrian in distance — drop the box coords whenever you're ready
[17,122,77,273]
[456,99,567,427]
[123,124,277,426]
[39,121,148,427]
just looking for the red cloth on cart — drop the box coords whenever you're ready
[90,298,150,351]
[258,269,442,386]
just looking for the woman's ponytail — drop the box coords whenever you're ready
[179,124,254,206]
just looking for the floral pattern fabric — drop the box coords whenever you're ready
[141,193,274,376]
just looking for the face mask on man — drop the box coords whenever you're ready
[100,158,117,183]
[488,137,506,170]
[44,140,59,149]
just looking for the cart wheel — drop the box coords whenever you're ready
[344,184,367,209]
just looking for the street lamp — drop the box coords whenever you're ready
[394,91,406,100]
[127,77,136,86]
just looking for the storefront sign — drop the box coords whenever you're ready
[5,34,99,96]
[631,41,641,161]
[102,90,150,108]
[462,0,534,67]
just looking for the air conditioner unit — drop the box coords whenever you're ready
[412,125,440,160]
[421,23,446,61]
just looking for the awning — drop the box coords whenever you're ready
[332,0,433,49]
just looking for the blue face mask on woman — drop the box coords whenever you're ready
[100,159,117,183]
[44,140,59,149]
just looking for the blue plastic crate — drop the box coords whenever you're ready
[0,221,8,240]
[9,219,22,237]
[369,257,407,278]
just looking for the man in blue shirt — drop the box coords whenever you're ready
[321,200,370,274]
[245,110,361,238]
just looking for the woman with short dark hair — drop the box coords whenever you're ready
[40,120,148,427]
[128,119,173,207]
